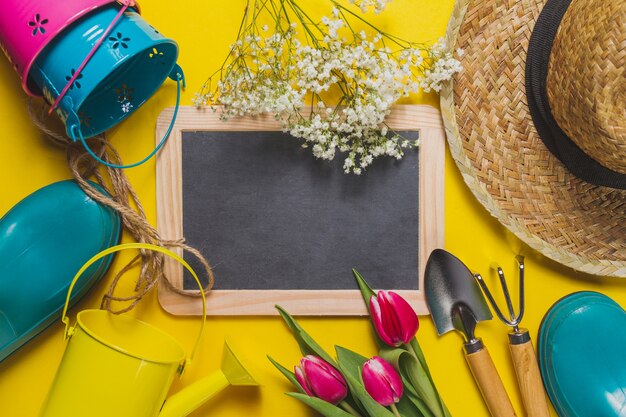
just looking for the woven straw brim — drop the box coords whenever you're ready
[441,0,626,277]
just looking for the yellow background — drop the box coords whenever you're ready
[1,1,624,416]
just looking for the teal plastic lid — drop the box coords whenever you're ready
[538,291,626,417]
[0,180,121,362]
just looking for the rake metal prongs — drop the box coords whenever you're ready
[474,256,525,332]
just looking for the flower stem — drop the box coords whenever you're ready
[405,342,418,360]
[339,401,363,417]
[330,1,409,47]
[404,341,431,379]
[404,341,448,417]
[389,403,401,417]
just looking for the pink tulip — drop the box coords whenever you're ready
[370,290,419,347]
[295,355,348,405]
[362,356,404,406]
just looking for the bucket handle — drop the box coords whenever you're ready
[48,0,137,114]
[61,242,206,371]
[68,67,184,169]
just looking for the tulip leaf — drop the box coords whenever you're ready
[286,393,355,417]
[402,338,451,417]
[408,338,432,381]
[405,341,452,417]
[379,347,448,417]
[276,305,337,366]
[335,345,368,378]
[404,388,452,417]
[335,346,396,417]
[267,355,305,393]
[352,269,386,348]
[396,393,428,417]
[353,268,376,312]
[332,346,368,415]
[403,390,436,417]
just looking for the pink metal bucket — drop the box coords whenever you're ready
[0,0,119,96]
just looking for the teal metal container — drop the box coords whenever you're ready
[26,3,184,169]
[538,291,626,417]
[31,3,181,140]
[0,180,121,362]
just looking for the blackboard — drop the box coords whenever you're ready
[156,105,444,315]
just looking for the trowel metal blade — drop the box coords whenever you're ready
[425,249,492,335]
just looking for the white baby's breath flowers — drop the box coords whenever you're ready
[196,0,462,174]
[420,38,463,93]
[349,0,391,14]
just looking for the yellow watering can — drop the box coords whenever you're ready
[39,243,258,417]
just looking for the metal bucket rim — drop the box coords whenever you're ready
[75,309,186,365]
[72,39,178,126]
[21,1,136,97]
[60,38,178,138]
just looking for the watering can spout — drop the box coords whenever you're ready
[158,341,258,417]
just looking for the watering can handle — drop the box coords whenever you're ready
[61,242,206,369]
[68,68,184,169]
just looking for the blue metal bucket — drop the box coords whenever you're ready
[31,3,183,168]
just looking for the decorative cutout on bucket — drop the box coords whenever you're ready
[64,69,82,90]
[115,83,133,103]
[121,102,133,113]
[149,47,166,66]
[116,84,134,114]
[108,32,131,49]
[78,111,92,128]
[28,14,48,36]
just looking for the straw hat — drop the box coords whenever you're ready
[441,0,626,277]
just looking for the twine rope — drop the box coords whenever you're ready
[28,99,214,313]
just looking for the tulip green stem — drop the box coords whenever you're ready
[404,342,448,417]
[339,401,363,417]
[404,342,419,363]
[389,403,401,417]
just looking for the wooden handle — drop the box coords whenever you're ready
[465,345,517,417]
[509,331,551,417]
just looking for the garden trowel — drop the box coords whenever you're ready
[425,249,517,417]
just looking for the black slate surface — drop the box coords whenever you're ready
[181,130,419,290]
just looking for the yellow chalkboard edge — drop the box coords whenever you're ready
[155,105,444,316]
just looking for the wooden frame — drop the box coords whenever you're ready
[156,105,444,315]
